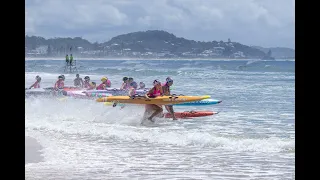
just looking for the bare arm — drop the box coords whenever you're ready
[162,86,168,95]
[160,86,164,96]
[128,88,134,96]
[80,79,84,87]
[29,82,36,89]
[145,87,154,98]
[120,83,125,90]
[54,82,60,90]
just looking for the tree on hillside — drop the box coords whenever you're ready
[222,46,233,57]
[47,45,52,56]
[25,30,276,58]
[267,49,272,57]
[93,42,99,50]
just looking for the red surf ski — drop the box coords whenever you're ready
[63,87,84,91]
[164,111,218,119]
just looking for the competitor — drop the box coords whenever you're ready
[61,75,65,81]
[104,76,111,87]
[83,76,91,89]
[120,77,129,90]
[138,82,146,89]
[143,79,163,122]
[54,75,65,90]
[162,77,177,120]
[96,77,111,90]
[128,81,138,96]
[29,75,41,89]
[73,74,83,87]
[128,77,134,84]
[87,82,96,90]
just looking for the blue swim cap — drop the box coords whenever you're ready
[130,81,138,88]
[166,77,173,83]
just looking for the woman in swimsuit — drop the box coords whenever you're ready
[143,79,163,122]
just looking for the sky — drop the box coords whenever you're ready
[25,0,295,49]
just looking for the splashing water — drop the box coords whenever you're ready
[25,59,295,180]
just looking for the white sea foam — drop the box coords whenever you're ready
[25,60,295,180]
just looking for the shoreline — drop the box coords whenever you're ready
[25,136,44,165]
[25,57,295,61]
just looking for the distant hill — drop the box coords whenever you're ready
[101,30,266,58]
[25,36,94,50]
[25,30,290,59]
[251,46,295,59]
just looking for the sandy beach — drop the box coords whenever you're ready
[25,136,44,165]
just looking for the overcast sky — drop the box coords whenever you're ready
[25,0,295,48]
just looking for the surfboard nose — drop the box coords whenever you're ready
[202,95,211,99]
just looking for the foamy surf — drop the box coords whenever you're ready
[26,96,294,151]
[25,60,294,179]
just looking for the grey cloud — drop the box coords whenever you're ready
[25,0,294,48]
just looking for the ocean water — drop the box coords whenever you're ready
[25,59,295,180]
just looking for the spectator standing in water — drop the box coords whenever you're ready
[70,54,74,65]
[65,54,69,65]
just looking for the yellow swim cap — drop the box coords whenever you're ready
[101,77,108,82]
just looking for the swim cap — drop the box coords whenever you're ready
[166,77,173,83]
[90,82,96,86]
[139,82,145,87]
[61,75,65,80]
[130,81,138,88]
[128,77,133,81]
[58,75,63,79]
[84,76,90,80]
[101,77,108,82]
[123,77,128,81]
[153,79,161,86]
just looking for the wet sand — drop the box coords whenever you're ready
[25,136,44,164]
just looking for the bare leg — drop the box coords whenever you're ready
[148,105,163,122]
[142,110,150,119]
[141,105,152,124]
[165,105,177,120]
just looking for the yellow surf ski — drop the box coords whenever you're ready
[97,95,210,105]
